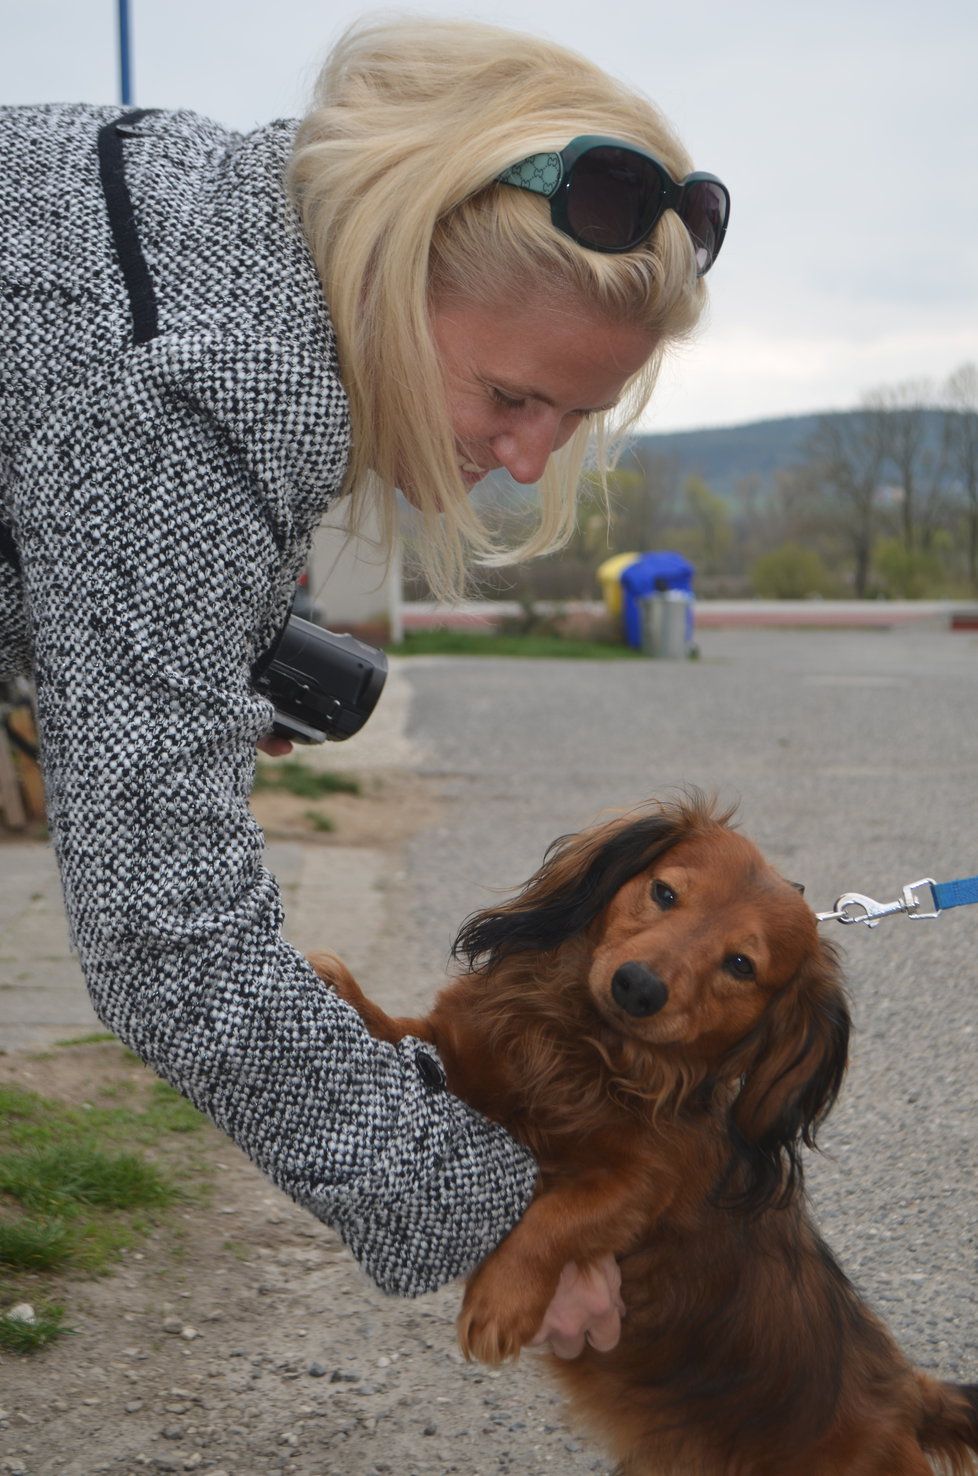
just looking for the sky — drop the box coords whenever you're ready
[4,0,977,433]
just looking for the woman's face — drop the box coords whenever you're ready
[427,295,656,495]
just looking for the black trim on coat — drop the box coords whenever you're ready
[97,109,160,345]
[0,518,19,572]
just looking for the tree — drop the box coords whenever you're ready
[679,475,733,573]
[874,379,948,554]
[610,450,683,552]
[943,363,978,588]
[805,403,889,596]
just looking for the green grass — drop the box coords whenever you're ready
[252,760,361,798]
[390,630,644,659]
[144,1080,208,1135]
[303,810,335,833]
[0,1302,67,1353]
[0,1218,74,1272]
[0,1144,178,1214]
[52,1032,117,1048]
[0,1060,209,1351]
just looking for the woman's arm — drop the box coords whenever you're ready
[12,337,537,1296]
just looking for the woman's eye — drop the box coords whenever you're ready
[490,386,525,410]
[651,880,677,910]
[725,954,756,980]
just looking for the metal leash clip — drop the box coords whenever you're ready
[816,879,940,928]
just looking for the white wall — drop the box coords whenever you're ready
[307,500,399,633]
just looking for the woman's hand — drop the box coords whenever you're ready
[527,1254,625,1359]
[257,735,293,757]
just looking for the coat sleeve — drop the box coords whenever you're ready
[13,335,537,1295]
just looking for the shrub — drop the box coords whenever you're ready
[872,538,946,598]
[749,544,832,599]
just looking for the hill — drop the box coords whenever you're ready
[469,408,953,514]
[628,408,948,502]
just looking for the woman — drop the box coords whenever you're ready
[0,18,725,1351]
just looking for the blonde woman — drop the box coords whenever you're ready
[0,18,727,1355]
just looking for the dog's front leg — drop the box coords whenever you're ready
[457,1169,646,1366]
[308,951,434,1047]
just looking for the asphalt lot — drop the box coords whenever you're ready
[393,626,978,1381]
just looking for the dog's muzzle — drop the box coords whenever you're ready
[611,962,669,1018]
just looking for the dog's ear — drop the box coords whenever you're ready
[452,796,722,971]
[721,941,849,1213]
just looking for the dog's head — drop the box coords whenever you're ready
[454,794,849,1211]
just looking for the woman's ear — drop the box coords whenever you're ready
[722,942,850,1212]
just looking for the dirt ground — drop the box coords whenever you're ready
[0,780,612,1476]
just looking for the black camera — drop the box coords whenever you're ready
[254,614,388,745]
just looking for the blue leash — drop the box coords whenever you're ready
[816,873,978,928]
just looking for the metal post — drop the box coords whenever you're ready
[387,532,404,646]
[118,0,133,106]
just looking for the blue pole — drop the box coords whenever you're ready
[118,0,133,106]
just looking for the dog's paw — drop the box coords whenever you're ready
[457,1259,550,1366]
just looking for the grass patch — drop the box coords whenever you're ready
[222,1238,251,1262]
[390,630,643,659]
[253,760,361,799]
[0,1302,67,1353]
[303,810,335,833]
[53,1032,117,1048]
[0,1067,208,1351]
[0,1217,74,1272]
[0,1144,178,1214]
[144,1080,208,1135]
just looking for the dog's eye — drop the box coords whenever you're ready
[725,954,756,980]
[651,881,677,910]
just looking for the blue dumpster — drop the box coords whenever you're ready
[619,551,695,651]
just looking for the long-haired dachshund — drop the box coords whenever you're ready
[312,795,978,1476]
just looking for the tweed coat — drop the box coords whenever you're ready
[0,103,536,1295]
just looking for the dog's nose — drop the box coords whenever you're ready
[611,962,669,1018]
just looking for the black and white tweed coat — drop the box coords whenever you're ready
[0,103,536,1294]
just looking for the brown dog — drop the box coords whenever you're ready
[312,796,977,1475]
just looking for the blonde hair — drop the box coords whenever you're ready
[288,16,708,600]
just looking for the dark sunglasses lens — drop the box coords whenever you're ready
[680,180,729,275]
[565,146,665,250]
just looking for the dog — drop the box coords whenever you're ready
[311,795,978,1475]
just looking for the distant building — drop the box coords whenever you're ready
[307,499,401,641]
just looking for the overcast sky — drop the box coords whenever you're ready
[4,0,977,432]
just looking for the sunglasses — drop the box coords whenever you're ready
[497,135,729,276]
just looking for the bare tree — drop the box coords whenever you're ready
[805,402,890,596]
[585,451,682,553]
[943,363,978,587]
[874,379,948,553]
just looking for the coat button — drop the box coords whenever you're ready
[415,1051,445,1092]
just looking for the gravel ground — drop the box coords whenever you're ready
[1,627,976,1474]
[0,1045,598,1476]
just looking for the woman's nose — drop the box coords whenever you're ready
[492,413,570,485]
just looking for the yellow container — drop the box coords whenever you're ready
[597,553,641,618]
